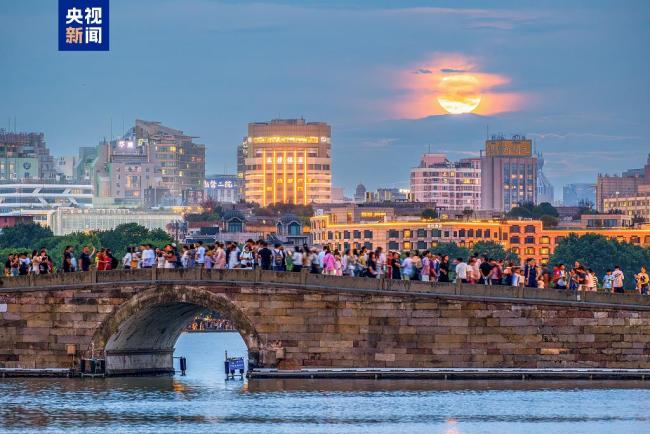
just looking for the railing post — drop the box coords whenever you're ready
[151,266,157,282]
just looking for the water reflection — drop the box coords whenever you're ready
[2,332,650,434]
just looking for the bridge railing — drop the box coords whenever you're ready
[1,268,649,309]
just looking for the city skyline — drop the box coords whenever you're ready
[1,0,649,196]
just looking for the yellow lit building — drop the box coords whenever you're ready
[310,206,650,265]
[240,119,331,205]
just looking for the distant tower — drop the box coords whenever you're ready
[536,152,554,204]
[354,183,367,203]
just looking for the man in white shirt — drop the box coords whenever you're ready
[402,253,414,280]
[141,244,155,268]
[455,257,468,283]
[195,241,206,266]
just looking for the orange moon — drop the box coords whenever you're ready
[436,74,482,114]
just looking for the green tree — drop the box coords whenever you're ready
[550,233,650,290]
[420,208,438,220]
[472,240,520,264]
[0,223,54,249]
[540,214,559,228]
[507,202,536,218]
[431,242,470,261]
[535,202,559,218]
[97,223,172,258]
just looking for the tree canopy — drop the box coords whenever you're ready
[0,222,173,269]
[420,208,438,220]
[472,240,520,264]
[0,223,54,249]
[431,242,470,261]
[507,202,559,219]
[550,233,650,289]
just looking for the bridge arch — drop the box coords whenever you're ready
[90,284,261,375]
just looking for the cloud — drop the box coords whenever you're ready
[414,68,433,74]
[358,137,398,149]
[528,132,641,141]
[440,68,467,74]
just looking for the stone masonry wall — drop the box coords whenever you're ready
[0,269,649,371]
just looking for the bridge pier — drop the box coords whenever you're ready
[105,349,174,376]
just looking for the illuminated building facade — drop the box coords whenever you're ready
[204,174,242,203]
[480,135,537,212]
[310,206,650,265]
[241,118,331,205]
[410,153,481,210]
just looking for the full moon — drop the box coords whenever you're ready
[437,74,482,114]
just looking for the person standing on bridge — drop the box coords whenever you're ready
[635,266,649,295]
[62,246,74,273]
[612,266,625,294]
[78,245,95,272]
[455,257,468,284]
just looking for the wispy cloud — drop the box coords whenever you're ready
[529,132,641,141]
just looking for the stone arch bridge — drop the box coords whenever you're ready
[0,269,649,375]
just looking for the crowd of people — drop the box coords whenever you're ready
[3,240,649,294]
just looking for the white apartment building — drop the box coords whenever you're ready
[410,153,481,211]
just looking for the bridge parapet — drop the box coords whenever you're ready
[1,268,650,310]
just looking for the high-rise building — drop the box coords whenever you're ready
[55,156,77,181]
[535,152,554,204]
[354,183,367,203]
[0,130,57,181]
[480,135,537,212]
[93,135,161,207]
[596,154,650,211]
[563,183,596,206]
[75,146,98,182]
[93,120,205,207]
[241,118,331,205]
[135,120,205,197]
[410,153,481,211]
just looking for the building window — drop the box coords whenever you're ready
[388,229,399,238]
[344,230,350,239]
[510,225,520,233]
[476,229,482,238]
[417,229,427,238]
[524,225,536,233]
[417,241,427,250]
[288,222,301,236]
[364,230,373,239]
[540,247,550,255]
[459,229,466,237]
[467,229,474,238]
[403,229,412,238]
[364,242,373,250]
[525,247,535,255]
[540,236,550,244]
[388,241,399,250]
[403,241,412,251]
[226,219,243,233]
[631,236,641,244]
[432,229,442,238]
[353,230,361,238]
[525,236,535,244]
[510,236,520,244]
[511,247,520,254]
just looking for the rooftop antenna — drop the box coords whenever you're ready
[110,117,113,141]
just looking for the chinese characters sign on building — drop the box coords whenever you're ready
[59,0,109,51]
[485,140,532,157]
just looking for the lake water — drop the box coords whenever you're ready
[1,332,650,433]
